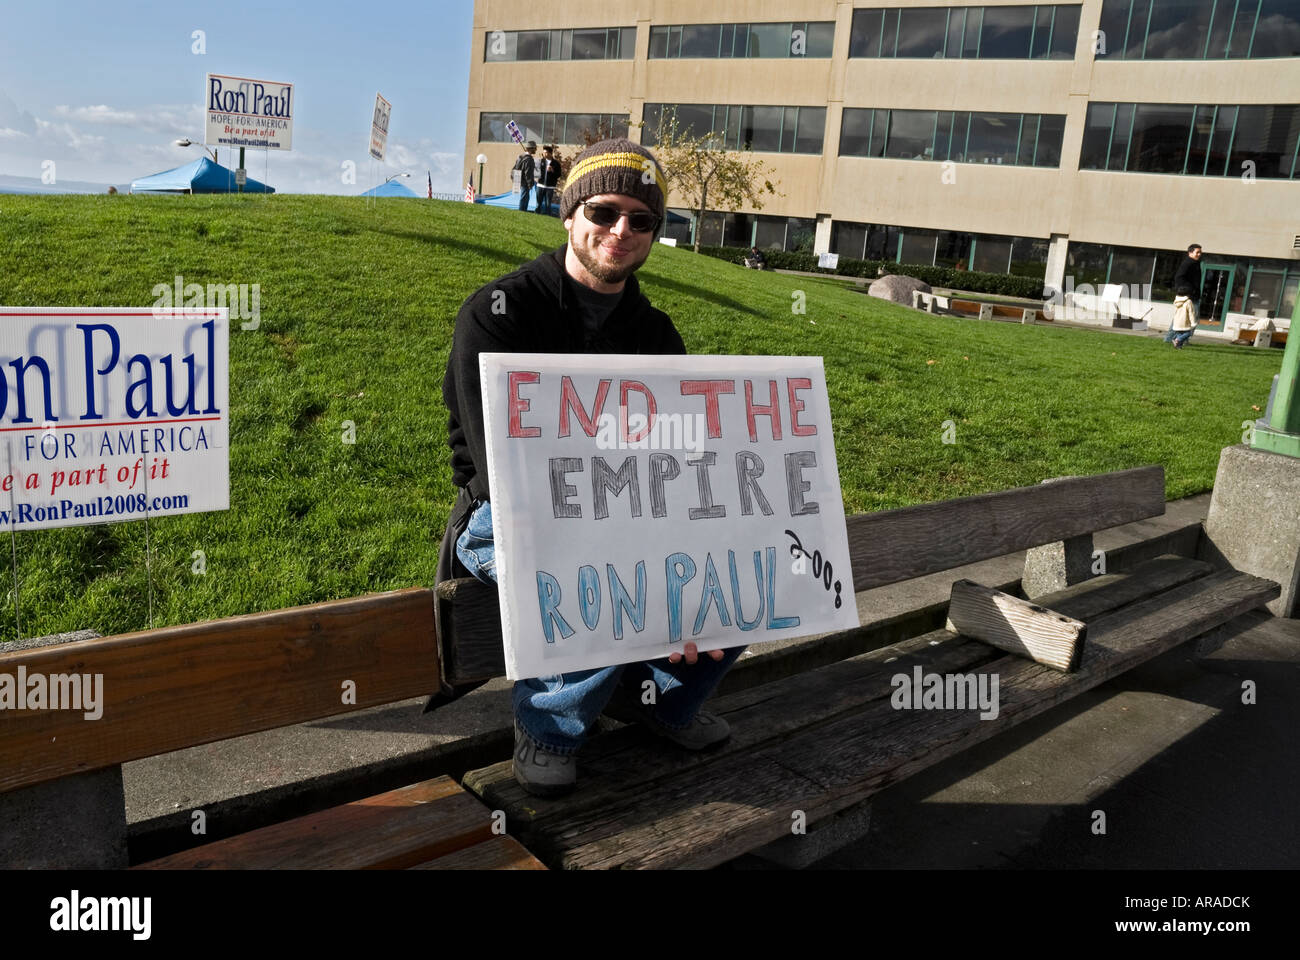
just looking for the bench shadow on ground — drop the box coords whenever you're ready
[797,632,1298,869]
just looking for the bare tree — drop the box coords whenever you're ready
[647,109,781,253]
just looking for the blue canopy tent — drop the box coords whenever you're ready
[130,157,274,194]
[360,180,420,198]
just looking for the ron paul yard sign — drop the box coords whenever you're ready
[480,354,858,679]
[0,308,229,531]
[205,72,293,151]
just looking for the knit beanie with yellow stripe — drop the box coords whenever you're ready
[559,138,667,224]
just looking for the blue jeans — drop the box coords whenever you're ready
[455,500,744,755]
[535,186,554,215]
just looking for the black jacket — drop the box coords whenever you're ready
[443,245,686,499]
[1173,256,1202,298]
[536,156,560,188]
[513,152,535,188]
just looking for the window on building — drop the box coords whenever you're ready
[832,221,869,258]
[972,236,1014,272]
[935,231,974,268]
[1049,5,1081,56]
[1229,104,1300,178]
[966,112,1022,163]
[900,229,939,264]
[1251,0,1300,57]
[1097,0,1300,57]
[896,8,949,57]
[645,104,823,153]
[1206,105,1237,175]
[864,224,899,260]
[477,112,628,144]
[1066,242,1112,285]
[649,22,835,58]
[1127,104,1195,172]
[1010,237,1050,278]
[850,8,884,56]
[697,212,725,246]
[885,110,935,159]
[981,6,1037,58]
[485,26,635,61]
[1109,250,1157,287]
[851,5,1081,59]
[1036,114,1067,165]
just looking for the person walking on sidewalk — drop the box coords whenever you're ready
[441,138,743,798]
[1167,244,1202,348]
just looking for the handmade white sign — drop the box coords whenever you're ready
[0,307,230,531]
[480,353,858,679]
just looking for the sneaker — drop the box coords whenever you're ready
[601,686,731,751]
[512,721,576,797]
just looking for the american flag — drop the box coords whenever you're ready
[464,179,476,203]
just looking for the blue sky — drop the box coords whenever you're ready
[0,0,474,192]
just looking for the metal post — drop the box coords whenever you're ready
[238,146,245,193]
[1250,295,1300,458]
[478,162,484,197]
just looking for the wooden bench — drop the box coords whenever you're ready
[0,590,543,870]
[436,465,1279,868]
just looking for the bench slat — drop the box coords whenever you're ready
[136,775,490,869]
[436,467,1165,685]
[847,465,1164,590]
[463,555,1212,850]
[465,561,1274,869]
[0,589,438,794]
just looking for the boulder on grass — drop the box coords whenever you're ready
[868,274,932,306]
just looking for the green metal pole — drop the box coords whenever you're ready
[238,147,245,194]
[1250,295,1300,458]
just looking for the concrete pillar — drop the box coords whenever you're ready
[1023,477,1096,597]
[1203,444,1300,617]
[813,215,833,256]
[1044,234,1069,299]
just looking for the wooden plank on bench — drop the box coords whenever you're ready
[409,834,547,870]
[136,775,492,869]
[0,589,439,794]
[464,555,1245,867]
[946,579,1086,671]
[847,465,1165,590]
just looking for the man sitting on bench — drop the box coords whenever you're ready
[441,138,744,797]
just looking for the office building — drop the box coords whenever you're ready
[466,0,1299,334]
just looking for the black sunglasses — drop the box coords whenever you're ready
[580,201,660,234]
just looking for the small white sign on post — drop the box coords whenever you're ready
[205,73,293,151]
[818,252,840,270]
[0,308,230,531]
[234,168,247,187]
[479,353,859,679]
[369,92,392,162]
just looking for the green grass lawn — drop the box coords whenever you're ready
[0,194,1282,640]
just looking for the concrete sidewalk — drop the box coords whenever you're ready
[124,492,1298,867]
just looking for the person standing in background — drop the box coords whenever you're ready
[1167,244,1202,348]
[513,140,537,211]
[535,144,560,215]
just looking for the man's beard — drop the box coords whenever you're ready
[570,236,649,284]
